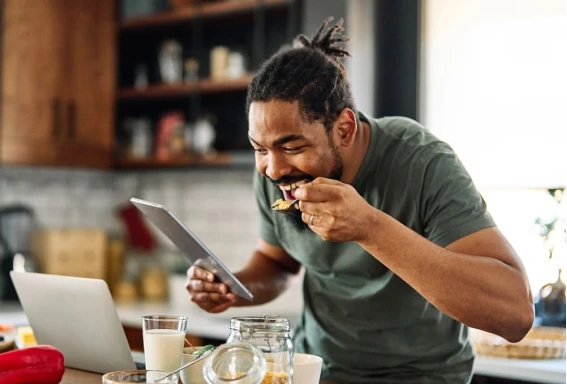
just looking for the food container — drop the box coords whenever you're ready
[226,316,293,384]
[202,342,266,384]
[31,229,107,279]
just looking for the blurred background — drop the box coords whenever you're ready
[0,0,565,363]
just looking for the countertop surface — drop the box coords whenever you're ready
[473,355,565,384]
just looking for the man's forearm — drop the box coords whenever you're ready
[232,251,297,307]
[358,210,533,342]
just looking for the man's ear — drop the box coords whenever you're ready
[334,108,357,147]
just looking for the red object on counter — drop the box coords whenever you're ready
[0,345,65,384]
[118,202,157,252]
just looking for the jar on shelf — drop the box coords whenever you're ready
[226,316,293,384]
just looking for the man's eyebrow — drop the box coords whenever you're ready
[248,136,262,146]
[273,134,306,146]
[248,134,307,147]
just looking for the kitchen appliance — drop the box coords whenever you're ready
[0,204,36,301]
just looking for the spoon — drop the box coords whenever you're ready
[271,199,300,213]
[152,348,213,383]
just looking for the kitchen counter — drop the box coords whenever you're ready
[1,275,565,384]
[61,369,102,384]
[0,274,304,340]
[473,355,565,384]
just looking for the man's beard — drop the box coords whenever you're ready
[285,144,344,233]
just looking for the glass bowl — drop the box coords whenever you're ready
[203,342,267,384]
[102,370,178,384]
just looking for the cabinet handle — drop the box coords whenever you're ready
[52,99,61,139]
[67,101,76,140]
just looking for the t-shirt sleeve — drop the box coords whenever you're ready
[414,143,496,247]
[253,170,281,246]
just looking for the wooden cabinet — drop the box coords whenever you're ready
[1,0,67,166]
[0,0,115,168]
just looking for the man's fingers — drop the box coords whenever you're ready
[189,279,227,294]
[190,292,232,304]
[187,266,214,282]
[295,182,340,202]
[311,177,343,185]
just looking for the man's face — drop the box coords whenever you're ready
[248,100,344,231]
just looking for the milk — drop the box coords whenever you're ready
[143,329,185,371]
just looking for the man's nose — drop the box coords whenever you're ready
[264,153,291,181]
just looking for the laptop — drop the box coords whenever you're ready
[10,271,145,373]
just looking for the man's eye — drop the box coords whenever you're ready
[283,146,302,152]
[254,148,267,154]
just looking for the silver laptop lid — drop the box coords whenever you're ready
[10,271,136,373]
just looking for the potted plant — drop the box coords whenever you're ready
[534,188,566,328]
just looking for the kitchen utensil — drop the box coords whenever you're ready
[153,348,214,383]
[272,199,299,214]
[0,204,36,301]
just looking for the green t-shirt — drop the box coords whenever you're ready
[253,113,495,384]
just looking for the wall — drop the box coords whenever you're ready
[346,0,376,116]
[0,166,259,272]
[421,0,566,189]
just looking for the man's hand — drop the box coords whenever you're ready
[295,177,375,242]
[185,266,236,313]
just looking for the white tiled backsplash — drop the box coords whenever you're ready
[1,166,563,290]
[0,166,259,271]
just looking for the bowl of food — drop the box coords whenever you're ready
[180,345,214,384]
[102,370,177,384]
[292,353,323,384]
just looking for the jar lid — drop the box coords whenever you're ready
[230,315,290,332]
[203,342,267,384]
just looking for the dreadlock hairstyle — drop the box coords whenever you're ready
[246,17,356,132]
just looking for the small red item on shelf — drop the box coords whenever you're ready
[118,203,157,252]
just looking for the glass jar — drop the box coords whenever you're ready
[203,342,267,384]
[227,316,294,384]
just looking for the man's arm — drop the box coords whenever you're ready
[297,178,534,343]
[358,211,534,343]
[186,240,300,313]
[232,240,301,307]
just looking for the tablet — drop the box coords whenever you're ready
[130,197,254,301]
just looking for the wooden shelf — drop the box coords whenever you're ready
[120,0,294,30]
[115,151,253,169]
[118,75,254,100]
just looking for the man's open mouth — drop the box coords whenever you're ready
[278,179,309,200]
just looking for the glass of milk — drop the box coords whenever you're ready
[142,315,188,372]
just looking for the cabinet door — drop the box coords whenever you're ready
[63,0,115,168]
[0,0,67,165]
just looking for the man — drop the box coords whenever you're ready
[186,17,534,383]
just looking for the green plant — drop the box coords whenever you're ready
[534,188,566,260]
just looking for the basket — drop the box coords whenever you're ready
[472,327,566,359]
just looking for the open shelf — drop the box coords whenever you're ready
[118,75,254,100]
[115,151,254,169]
[120,0,294,30]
